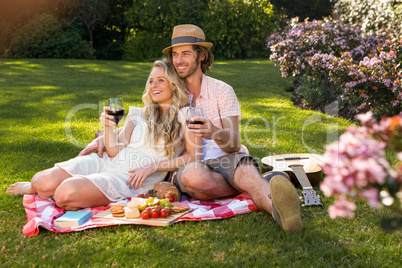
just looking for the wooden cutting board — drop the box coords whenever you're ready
[92,208,192,227]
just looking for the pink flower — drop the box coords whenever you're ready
[359,189,379,208]
[384,79,391,88]
[328,196,356,219]
[320,174,350,196]
[319,113,401,219]
[366,158,387,184]
[356,111,374,126]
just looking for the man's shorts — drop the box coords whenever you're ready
[174,152,260,197]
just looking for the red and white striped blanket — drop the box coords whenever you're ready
[22,193,259,237]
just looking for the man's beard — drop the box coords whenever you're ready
[177,54,201,79]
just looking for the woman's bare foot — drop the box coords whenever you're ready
[6,182,37,195]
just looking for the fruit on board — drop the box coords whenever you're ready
[145,197,154,204]
[149,198,160,207]
[140,210,150,219]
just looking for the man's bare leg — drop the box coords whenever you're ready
[233,163,273,213]
[233,162,302,232]
[179,161,302,232]
[54,177,111,211]
[179,163,240,200]
[6,167,72,198]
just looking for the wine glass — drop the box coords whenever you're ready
[107,98,125,145]
[186,106,203,156]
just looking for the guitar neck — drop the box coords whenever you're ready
[289,164,313,190]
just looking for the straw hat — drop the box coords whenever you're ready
[162,24,213,54]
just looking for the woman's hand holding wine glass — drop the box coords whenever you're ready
[101,98,125,146]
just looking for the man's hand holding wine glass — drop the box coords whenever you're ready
[187,115,217,141]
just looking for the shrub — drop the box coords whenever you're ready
[123,0,276,61]
[268,17,376,78]
[268,17,402,118]
[295,74,343,106]
[332,0,402,38]
[307,37,402,117]
[122,31,170,62]
[308,43,401,118]
[9,14,93,59]
[203,0,274,59]
[123,0,208,61]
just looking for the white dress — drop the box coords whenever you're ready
[56,106,188,201]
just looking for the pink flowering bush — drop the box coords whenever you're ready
[267,17,402,118]
[268,17,369,78]
[319,112,402,223]
[309,39,402,118]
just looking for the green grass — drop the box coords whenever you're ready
[0,59,400,267]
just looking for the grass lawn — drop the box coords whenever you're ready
[0,59,400,267]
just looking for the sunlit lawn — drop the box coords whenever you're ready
[0,59,400,267]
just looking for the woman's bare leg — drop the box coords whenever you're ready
[6,182,36,195]
[53,176,111,211]
[6,167,72,198]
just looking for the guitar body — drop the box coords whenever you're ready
[262,153,323,207]
[261,153,323,187]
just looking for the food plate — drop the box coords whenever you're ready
[92,207,192,227]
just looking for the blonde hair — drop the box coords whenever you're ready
[142,59,188,158]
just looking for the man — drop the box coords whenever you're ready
[81,24,302,232]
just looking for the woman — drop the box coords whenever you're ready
[6,59,202,210]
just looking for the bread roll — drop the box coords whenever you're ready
[152,182,180,201]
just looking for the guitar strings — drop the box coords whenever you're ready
[289,165,313,189]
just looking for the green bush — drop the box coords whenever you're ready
[204,0,274,59]
[3,0,280,60]
[123,0,276,61]
[9,14,93,59]
[122,31,170,62]
[123,0,208,61]
[295,75,327,105]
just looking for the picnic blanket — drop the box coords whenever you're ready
[22,193,259,237]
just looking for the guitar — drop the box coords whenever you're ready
[261,154,323,207]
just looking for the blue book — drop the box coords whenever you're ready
[54,211,92,228]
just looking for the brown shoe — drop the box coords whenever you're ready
[269,175,303,232]
[262,171,290,182]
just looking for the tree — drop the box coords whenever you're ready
[271,0,333,21]
[92,0,134,59]
[75,0,108,49]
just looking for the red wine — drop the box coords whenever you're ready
[186,120,204,126]
[107,108,125,125]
